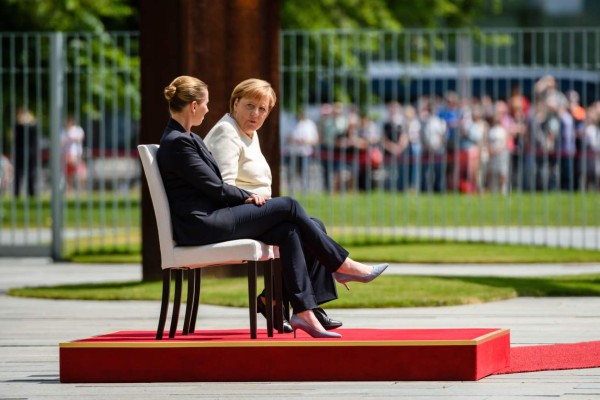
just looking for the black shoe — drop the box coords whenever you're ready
[313,307,343,330]
[257,295,293,333]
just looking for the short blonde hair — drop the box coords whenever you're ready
[164,76,208,113]
[229,78,277,113]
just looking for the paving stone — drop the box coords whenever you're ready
[0,258,599,399]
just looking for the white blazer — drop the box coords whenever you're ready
[204,114,272,198]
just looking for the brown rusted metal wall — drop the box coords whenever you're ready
[140,0,280,281]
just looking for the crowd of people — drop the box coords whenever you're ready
[282,75,600,194]
[2,109,87,197]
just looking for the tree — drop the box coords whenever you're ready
[280,0,500,109]
[0,0,136,32]
[0,0,140,138]
[281,0,495,30]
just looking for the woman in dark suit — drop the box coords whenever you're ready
[156,75,388,339]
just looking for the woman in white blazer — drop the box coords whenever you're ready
[205,79,344,332]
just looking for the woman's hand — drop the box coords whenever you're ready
[245,193,267,206]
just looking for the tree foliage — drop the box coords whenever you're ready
[282,0,496,30]
[0,0,140,137]
[280,0,501,109]
[0,0,136,31]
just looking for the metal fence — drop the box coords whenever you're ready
[1,28,599,258]
[280,28,600,249]
[0,32,140,258]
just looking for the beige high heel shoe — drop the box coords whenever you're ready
[289,314,341,339]
[333,263,389,290]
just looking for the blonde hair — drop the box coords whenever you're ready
[16,107,36,125]
[164,76,208,113]
[229,78,277,113]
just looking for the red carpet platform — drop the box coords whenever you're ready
[59,328,509,383]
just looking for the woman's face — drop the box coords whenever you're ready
[192,92,209,126]
[233,95,270,134]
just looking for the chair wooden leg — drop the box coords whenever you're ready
[248,262,257,339]
[189,268,201,333]
[263,261,274,338]
[169,269,183,339]
[273,259,284,334]
[182,269,195,335]
[156,269,171,340]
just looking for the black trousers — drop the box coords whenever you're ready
[264,217,338,311]
[228,197,348,313]
[304,217,338,305]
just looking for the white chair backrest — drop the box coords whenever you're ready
[137,144,177,269]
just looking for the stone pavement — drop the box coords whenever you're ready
[0,258,599,399]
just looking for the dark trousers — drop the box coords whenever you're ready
[14,152,37,197]
[303,217,338,305]
[13,125,38,197]
[560,155,575,191]
[266,217,338,310]
[228,197,348,313]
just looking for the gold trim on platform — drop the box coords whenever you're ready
[60,328,509,349]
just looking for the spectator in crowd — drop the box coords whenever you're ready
[404,105,422,192]
[567,90,587,185]
[480,94,496,126]
[485,109,510,194]
[419,98,446,192]
[536,75,569,109]
[285,109,319,193]
[495,100,517,175]
[333,103,363,192]
[528,101,546,190]
[318,102,348,192]
[330,105,360,192]
[437,91,463,191]
[13,107,39,197]
[557,98,576,191]
[539,94,561,190]
[583,101,600,189]
[340,111,382,191]
[356,112,383,191]
[567,90,586,134]
[382,101,408,190]
[0,154,14,194]
[509,85,532,191]
[462,101,488,193]
[61,115,87,191]
[509,85,530,119]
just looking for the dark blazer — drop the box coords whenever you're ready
[156,119,253,245]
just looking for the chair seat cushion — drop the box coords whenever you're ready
[171,239,277,269]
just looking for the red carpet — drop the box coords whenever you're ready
[497,341,600,374]
[59,328,510,382]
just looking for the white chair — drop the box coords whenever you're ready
[137,144,282,340]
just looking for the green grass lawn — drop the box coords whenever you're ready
[344,240,600,264]
[5,191,600,308]
[297,191,600,228]
[4,190,598,261]
[9,239,600,307]
[67,240,600,264]
[3,191,599,229]
[1,192,140,229]
[8,273,600,308]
